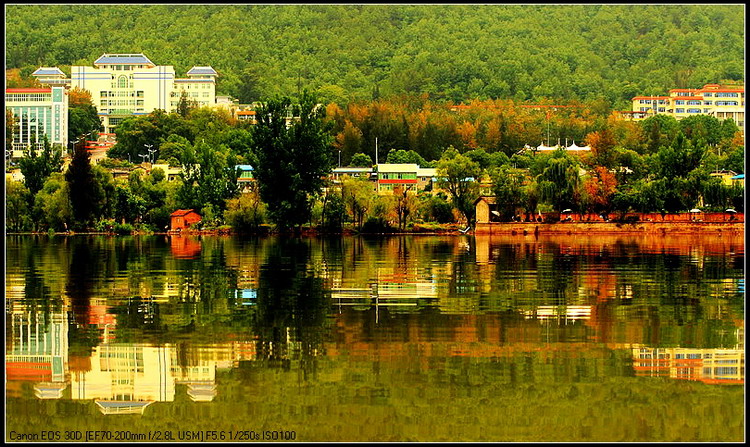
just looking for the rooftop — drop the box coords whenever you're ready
[376,163,420,172]
[187,66,218,76]
[6,88,52,93]
[94,53,154,66]
[32,67,66,76]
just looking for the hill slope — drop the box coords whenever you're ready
[5,4,744,106]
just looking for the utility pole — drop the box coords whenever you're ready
[375,137,378,165]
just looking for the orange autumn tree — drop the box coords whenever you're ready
[582,166,618,216]
[586,128,618,168]
[68,86,93,108]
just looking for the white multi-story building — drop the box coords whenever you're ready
[32,53,218,134]
[5,86,69,156]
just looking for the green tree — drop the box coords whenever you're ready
[67,86,103,143]
[65,143,100,229]
[349,153,373,167]
[436,150,482,226]
[176,91,197,118]
[68,105,102,143]
[18,136,63,196]
[385,148,427,165]
[251,92,333,231]
[238,67,263,103]
[158,134,192,164]
[177,140,239,214]
[224,189,267,232]
[6,110,18,155]
[392,185,418,230]
[108,110,191,162]
[6,180,33,232]
[342,176,376,230]
[490,165,527,220]
[537,149,581,212]
[320,188,346,232]
[34,172,73,231]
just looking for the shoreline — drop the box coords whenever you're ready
[5,221,745,237]
[474,221,745,235]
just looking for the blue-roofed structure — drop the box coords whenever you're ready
[32,67,65,76]
[31,67,70,87]
[187,66,218,76]
[731,174,745,180]
[94,53,154,67]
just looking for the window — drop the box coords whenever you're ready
[117,75,128,88]
[704,101,712,105]
[703,92,712,97]
[687,100,701,105]
[675,100,685,105]
[676,108,685,113]
[687,108,701,113]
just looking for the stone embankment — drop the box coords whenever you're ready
[474,221,744,235]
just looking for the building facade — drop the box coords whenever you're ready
[5,87,69,157]
[375,163,436,194]
[32,53,218,134]
[628,83,745,135]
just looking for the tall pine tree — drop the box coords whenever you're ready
[65,142,99,229]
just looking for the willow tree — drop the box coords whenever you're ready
[537,149,581,212]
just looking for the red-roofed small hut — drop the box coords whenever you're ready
[170,209,202,231]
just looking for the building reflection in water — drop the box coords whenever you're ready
[631,327,744,385]
[5,305,258,414]
[7,299,744,415]
[5,234,745,418]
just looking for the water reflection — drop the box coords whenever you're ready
[5,234,745,441]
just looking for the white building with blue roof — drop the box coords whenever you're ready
[33,53,218,134]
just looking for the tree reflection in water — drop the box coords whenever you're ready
[255,237,331,380]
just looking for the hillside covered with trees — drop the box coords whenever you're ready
[5,4,744,108]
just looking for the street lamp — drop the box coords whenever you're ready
[338,150,341,168]
[144,144,154,163]
[69,137,82,156]
[138,153,150,164]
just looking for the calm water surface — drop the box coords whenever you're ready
[5,234,745,442]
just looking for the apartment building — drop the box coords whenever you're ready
[627,83,745,134]
[5,86,69,156]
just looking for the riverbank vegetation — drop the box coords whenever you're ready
[5,92,744,234]
[4,5,744,234]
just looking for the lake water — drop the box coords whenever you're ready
[5,234,745,442]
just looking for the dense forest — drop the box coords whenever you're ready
[5,4,745,108]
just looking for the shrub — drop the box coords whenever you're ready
[361,216,394,233]
[113,222,134,235]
